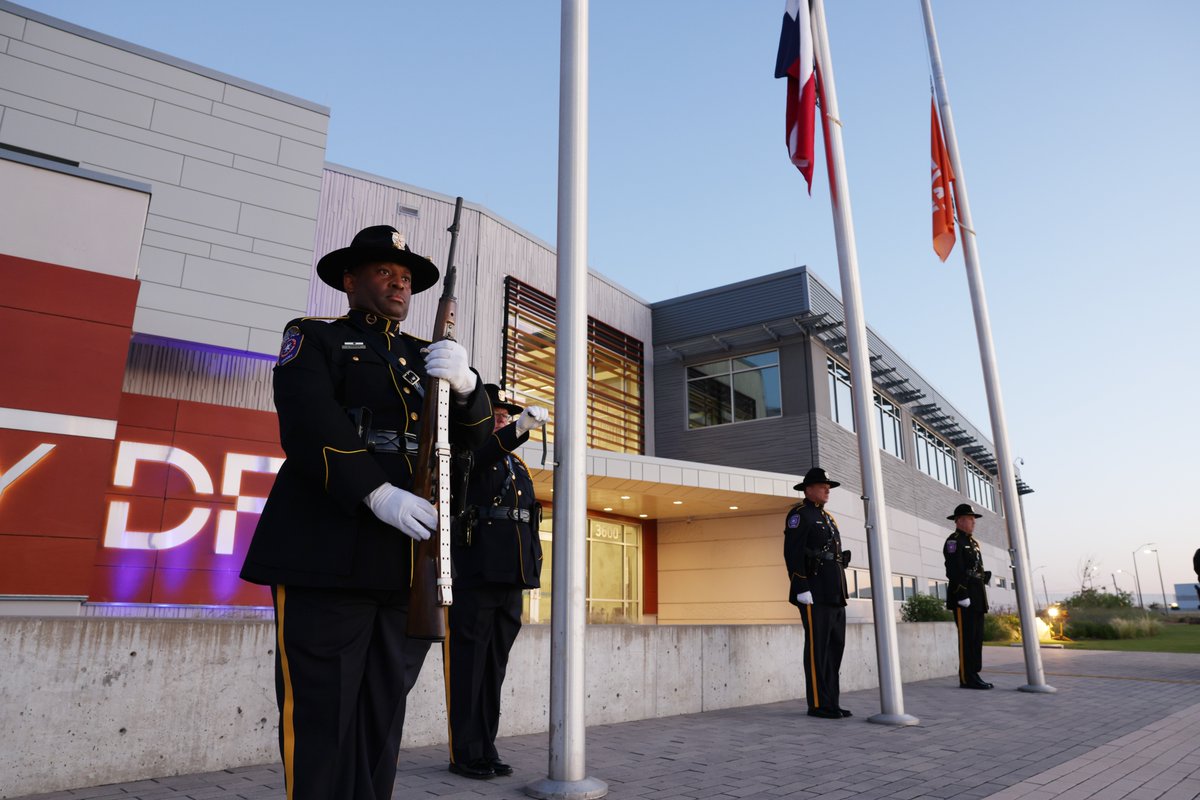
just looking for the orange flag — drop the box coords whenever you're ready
[930,98,956,262]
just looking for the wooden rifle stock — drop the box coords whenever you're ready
[407,196,464,641]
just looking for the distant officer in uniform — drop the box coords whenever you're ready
[784,467,852,719]
[240,225,493,800]
[446,384,547,779]
[944,502,993,690]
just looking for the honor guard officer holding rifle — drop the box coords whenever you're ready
[783,467,852,720]
[240,225,493,800]
[446,384,547,780]
[944,502,993,689]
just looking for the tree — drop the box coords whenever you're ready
[1062,587,1134,609]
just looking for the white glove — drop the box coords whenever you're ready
[365,484,435,541]
[957,598,971,608]
[796,591,814,605]
[423,339,478,397]
[515,405,549,435]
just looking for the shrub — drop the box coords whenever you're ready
[1062,608,1162,640]
[1062,588,1134,609]
[984,613,1021,642]
[900,593,952,622]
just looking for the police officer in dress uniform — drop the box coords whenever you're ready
[240,226,493,800]
[783,467,852,719]
[446,384,547,779]
[944,502,993,690]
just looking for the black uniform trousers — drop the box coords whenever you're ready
[446,584,523,765]
[272,585,430,800]
[954,605,985,684]
[798,602,845,711]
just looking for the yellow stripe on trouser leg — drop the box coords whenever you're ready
[276,586,296,800]
[956,607,965,684]
[806,604,819,708]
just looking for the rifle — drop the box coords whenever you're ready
[407,196,464,641]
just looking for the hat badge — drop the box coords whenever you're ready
[391,231,405,250]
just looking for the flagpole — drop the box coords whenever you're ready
[809,0,917,726]
[919,0,1054,694]
[525,1,608,797]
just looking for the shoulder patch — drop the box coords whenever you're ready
[945,540,957,554]
[278,325,303,365]
[787,513,801,529]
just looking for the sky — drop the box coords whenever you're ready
[13,0,1200,601]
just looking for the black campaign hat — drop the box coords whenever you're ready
[794,467,840,491]
[948,503,983,520]
[315,225,439,294]
[483,384,523,416]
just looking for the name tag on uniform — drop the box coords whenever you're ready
[342,341,367,350]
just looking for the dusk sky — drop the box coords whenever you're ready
[14,0,1200,600]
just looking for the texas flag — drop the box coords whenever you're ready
[931,97,957,261]
[775,0,816,193]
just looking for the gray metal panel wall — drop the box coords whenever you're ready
[652,267,810,344]
[0,2,329,356]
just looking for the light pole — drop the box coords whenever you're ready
[1111,569,1124,595]
[1031,565,1050,610]
[1132,543,1152,609]
[1150,548,1169,616]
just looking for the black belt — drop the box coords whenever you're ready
[474,506,531,523]
[814,552,837,561]
[366,429,418,454]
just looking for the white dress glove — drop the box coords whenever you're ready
[423,339,478,397]
[515,405,550,435]
[957,598,971,608]
[365,484,435,541]
[796,591,814,605]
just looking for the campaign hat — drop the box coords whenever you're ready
[947,502,984,520]
[315,225,439,294]
[794,467,840,491]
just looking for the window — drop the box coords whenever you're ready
[892,574,918,601]
[525,516,643,625]
[997,576,1008,589]
[503,277,644,454]
[848,567,872,599]
[687,351,781,429]
[875,394,903,459]
[913,421,959,490]
[827,357,855,431]
[965,461,996,512]
[929,579,949,600]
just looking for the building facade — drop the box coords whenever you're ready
[0,0,1020,626]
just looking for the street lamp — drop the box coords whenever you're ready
[1149,548,1169,616]
[1031,565,1050,609]
[1111,569,1124,595]
[1132,543,1152,609]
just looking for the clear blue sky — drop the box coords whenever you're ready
[15,0,1200,600]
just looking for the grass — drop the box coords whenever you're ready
[1059,621,1200,653]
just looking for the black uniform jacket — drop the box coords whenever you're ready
[452,423,542,589]
[783,500,849,607]
[943,529,989,612]
[240,309,493,589]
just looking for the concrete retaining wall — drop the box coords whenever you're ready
[0,617,958,797]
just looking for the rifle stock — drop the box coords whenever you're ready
[407,196,464,641]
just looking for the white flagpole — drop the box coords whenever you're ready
[809,0,917,726]
[919,0,1054,693]
[525,1,609,797]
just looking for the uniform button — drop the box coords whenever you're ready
[410,412,419,421]
[352,356,360,362]
[517,490,522,497]
[403,387,411,394]
[399,357,407,366]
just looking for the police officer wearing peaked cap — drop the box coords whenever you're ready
[240,224,494,800]
[446,384,547,780]
[944,502,993,690]
[783,467,853,719]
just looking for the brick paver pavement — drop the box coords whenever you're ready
[12,646,1200,800]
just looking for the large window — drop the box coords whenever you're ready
[847,567,872,599]
[828,357,904,459]
[524,516,642,625]
[892,574,918,601]
[913,421,959,490]
[687,351,781,429]
[503,277,644,454]
[929,579,949,600]
[827,357,854,431]
[965,461,997,512]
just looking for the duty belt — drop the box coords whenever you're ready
[474,506,532,523]
[366,429,419,454]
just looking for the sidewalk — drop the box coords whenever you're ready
[14,647,1200,800]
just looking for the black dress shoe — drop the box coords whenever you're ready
[807,707,843,719]
[837,708,853,717]
[448,760,495,780]
[490,758,514,777]
[973,675,994,689]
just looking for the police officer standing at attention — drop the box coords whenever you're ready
[944,502,994,690]
[240,225,493,800]
[784,467,852,720]
[446,384,547,779]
